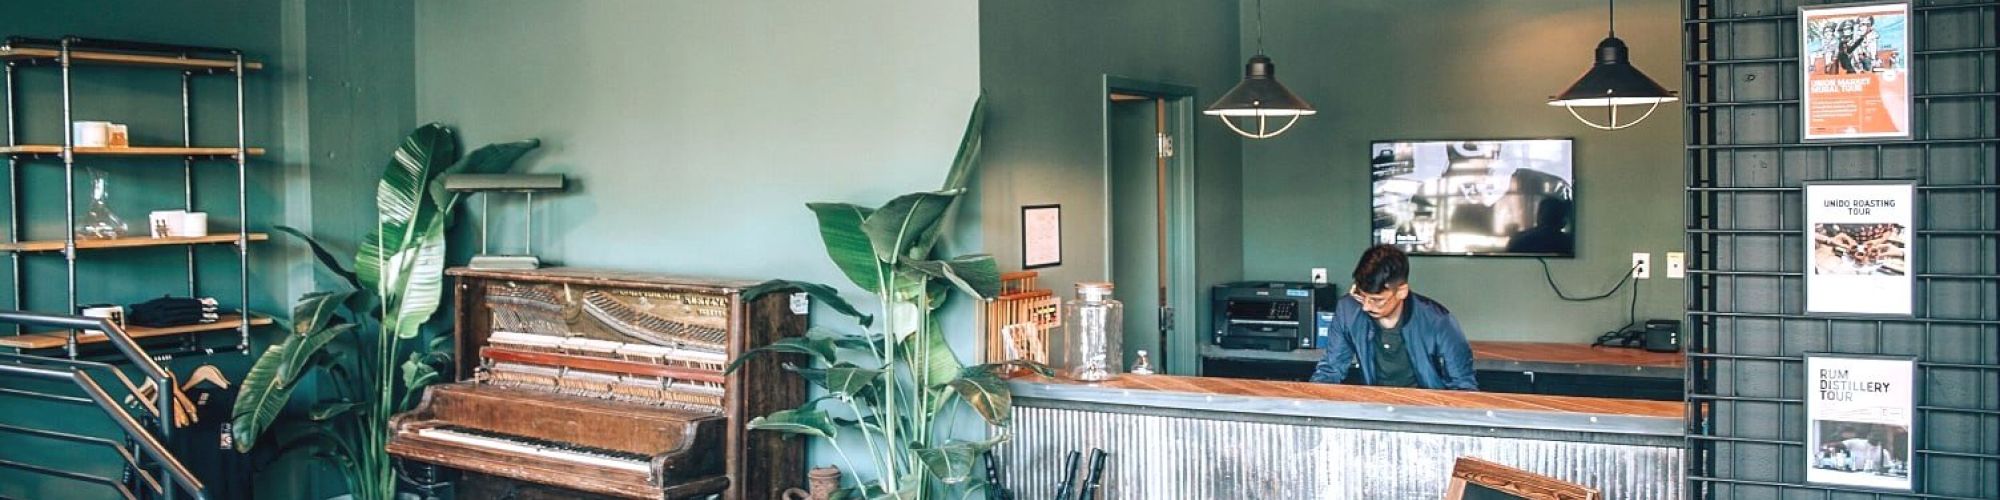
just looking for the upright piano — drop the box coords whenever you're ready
[388,268,806,499]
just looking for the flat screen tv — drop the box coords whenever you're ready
[1370,139,1575,257]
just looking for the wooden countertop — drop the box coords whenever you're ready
[1020,374,1682,419]
[1011,373,1685,437]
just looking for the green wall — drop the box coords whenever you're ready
[0,1,295,498]
[979,0,1245,373]
[0,0,415,497]
[1240,0,1686,343]
[413,0,982,479]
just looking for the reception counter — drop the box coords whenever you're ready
[992,374,1686,499]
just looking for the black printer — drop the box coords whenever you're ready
[1210,281,1338,351]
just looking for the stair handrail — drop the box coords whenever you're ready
[0,310,201,499]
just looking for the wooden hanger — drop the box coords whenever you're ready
[182,364,231,390]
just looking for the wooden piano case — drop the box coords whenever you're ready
[440,268,807,500]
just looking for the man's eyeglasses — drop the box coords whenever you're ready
[1348,285,1402,308]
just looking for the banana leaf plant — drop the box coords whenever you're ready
[731,97,1050,500]
[229,124,540,500]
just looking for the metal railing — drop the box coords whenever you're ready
[0,311,204,499]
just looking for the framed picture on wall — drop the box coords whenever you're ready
[1022,204,1062,269]
[1804,353,1917,491]
[1800,1,1913,141]
[1804,181,1915,316]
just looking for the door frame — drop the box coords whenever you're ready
[1099,75,1199,375]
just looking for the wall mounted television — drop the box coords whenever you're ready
[1370,139,1576,257]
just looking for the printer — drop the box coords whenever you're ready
[1210,281,1338,351]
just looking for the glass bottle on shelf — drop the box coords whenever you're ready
[75,168,128,240]
[1130,349,1155,375]
[1060,282,1123,382]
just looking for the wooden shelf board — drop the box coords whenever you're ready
[0,145,266,157]
[0,47,263,71]
[0,314,272,350]
[0,233,268,253]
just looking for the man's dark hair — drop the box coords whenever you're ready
[1352,245,1410,293]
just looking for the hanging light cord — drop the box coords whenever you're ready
[1256,0,1266,54]
[1607,0,1616,37]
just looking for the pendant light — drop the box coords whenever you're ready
[1205,0,1316,139]
[1548,0,1679,130]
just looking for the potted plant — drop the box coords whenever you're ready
[732,97,1047,500]
[230,124,540,500]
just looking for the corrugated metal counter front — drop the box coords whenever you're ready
[994,375,1685,500]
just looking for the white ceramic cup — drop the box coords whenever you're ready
[149,210,186,238]
[72,121,112,148]
[179,212,208,237]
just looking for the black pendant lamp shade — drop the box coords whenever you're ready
[1206,55,1316,117]
[1206,55,1316,138]
[1548,36,1679,107]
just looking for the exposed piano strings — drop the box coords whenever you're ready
[581,290,729,352]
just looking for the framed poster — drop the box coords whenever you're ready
[1801,2,1913,141]
[1805,354,1916,491]
[1805,181,1914,316]
[1021,204,1061,269]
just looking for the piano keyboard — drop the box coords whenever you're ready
[415,425,652,473]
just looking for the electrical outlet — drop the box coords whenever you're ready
[1666,252,1686,279]
[1310,268,1329,284]
[1632,252,1651,279]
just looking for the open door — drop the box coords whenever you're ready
[1104,77,1197,375]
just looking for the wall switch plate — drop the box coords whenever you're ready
[1310,268,1329,284]
[1632,252,1651,279]
[1666,252,1686,279]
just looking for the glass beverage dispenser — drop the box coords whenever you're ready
[1061,282,1123,381]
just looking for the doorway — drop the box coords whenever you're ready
[1103,76,1197,375]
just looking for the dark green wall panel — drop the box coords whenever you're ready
[1238,0,1688,344]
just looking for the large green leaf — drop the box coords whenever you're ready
[946,367,1014,426]
[273,226,361,292]
[909,97,987,260]
[746,407,837,439]
[744,279,873,328]
[904,254,1001,299]
[911,436,1004,485]
[808,202,881,293]
[291,290,355,337]
[724,336,837,375]
[938,96,987,193]
[231,322,356,452]
[385,213,450,339]
[357,123,457,295]
[903,315,962,389]
[783,362,882,396]
[309,400,362,422]
[861,190,960,265]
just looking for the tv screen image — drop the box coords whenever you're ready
[1370,139,1576,257]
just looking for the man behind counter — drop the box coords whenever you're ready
[1309,245,1479,390]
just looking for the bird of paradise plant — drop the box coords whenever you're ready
[229,124,540,500]
[731,97,1049,500]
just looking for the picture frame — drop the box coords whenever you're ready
[1021,204,1062,269]
[1803,353,1918,492]
[1444,456,1599,500]
[1800,1,1914,141]
[1803,181,1916,316]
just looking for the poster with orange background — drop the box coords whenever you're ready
[1801,2,1911,140]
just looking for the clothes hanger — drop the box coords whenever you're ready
[182,364,231,390]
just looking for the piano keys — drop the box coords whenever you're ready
[388,268,806,500]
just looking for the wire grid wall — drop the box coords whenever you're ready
[1682,0,2000,498]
